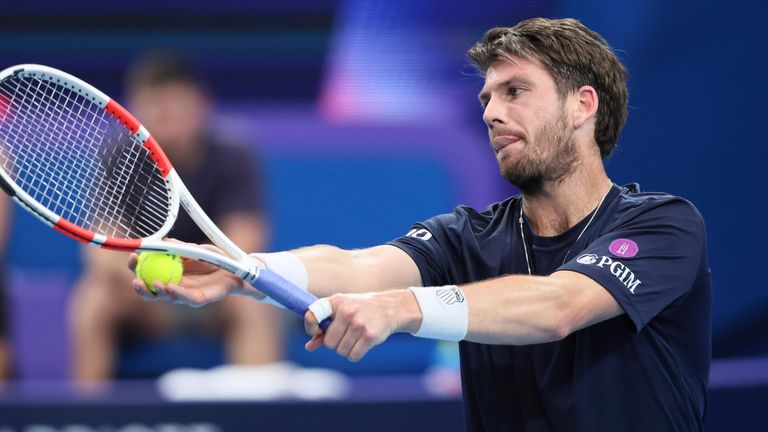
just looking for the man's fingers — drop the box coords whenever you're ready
[305,297,334,337]
[305,334,324,352]
[301,293,393,362]
[132,278,204,307]
[336,324,363,358]
[304,310,321,336]
[132,279,165,301]
[348,337,373,362]
[128,253,139,272]
[165,284,208,307]
[308,298,333,323]
[322,320,346,350]
[162,283,184,303]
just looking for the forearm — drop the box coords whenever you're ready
[292,244,417,297]
[301,270,622,362]
[301,275,581,362]
[463,275,572,345]
[403,272,621,345]
[381,275,569,344]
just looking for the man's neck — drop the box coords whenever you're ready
[521,165,612,237]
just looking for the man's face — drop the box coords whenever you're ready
[128,82,209,155]
[478,57,578,191]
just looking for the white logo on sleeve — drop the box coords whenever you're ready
[406,228,433,241]
[576,254,599,265]
[576,254,642,294]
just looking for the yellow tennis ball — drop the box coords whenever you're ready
[135,252,183,294]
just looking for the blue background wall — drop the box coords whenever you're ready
[558,0,768,354]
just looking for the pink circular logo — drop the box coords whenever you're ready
[609,239,639,258]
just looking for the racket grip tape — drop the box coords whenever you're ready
[249,267,331,331]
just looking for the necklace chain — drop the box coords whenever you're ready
[518,185,612,276]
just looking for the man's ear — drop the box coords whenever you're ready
[573,85,598,129]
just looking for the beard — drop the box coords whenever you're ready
[499,107,579,194]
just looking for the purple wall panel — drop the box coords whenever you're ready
[8,270,71,380]
[215,105,512,211]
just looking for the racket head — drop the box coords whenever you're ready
[0,64,326,324]
[0,64,181,251]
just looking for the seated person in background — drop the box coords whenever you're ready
[69,53,282,381]
[0,194,11,379]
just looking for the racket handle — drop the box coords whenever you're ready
[249,267,331,331]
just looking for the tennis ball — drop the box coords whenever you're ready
[135,252,183,294]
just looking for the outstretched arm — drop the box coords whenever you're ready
[129,240,622,362]
[129,244,422,305]
[303,270,623,361]
[463,271,622,344]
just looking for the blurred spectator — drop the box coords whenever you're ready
[0,194,11,379]
[69,53,282,381]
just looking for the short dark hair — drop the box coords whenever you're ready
[125,52,206,94]
[468,18,628,158]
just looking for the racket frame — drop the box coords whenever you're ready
[0,64,328,322]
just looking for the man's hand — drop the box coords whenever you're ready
[303,290,423,362]
[128,240,266,307]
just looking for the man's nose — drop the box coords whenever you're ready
[482,97,505,129]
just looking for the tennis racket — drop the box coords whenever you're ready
[0,64,330,329]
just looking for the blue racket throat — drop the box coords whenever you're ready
[250,267,333,331]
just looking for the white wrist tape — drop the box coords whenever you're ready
[308,298,333,323]
[408,285,468,341]
[250,252,309,308]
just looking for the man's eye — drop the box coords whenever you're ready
[508,87,524,97]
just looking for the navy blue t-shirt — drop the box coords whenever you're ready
[388,183,711,432]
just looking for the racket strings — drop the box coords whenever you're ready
[0,74,172,239]
[1,78,122,227]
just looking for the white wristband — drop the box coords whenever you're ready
[250,252,309,308]
[408,285,468,341]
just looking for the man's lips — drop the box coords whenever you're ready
[491,135,523,152]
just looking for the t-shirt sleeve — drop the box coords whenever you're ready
[558,199,705,332]
[386,209,467,287]
[214,145,264,217]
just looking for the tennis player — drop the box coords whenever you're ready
[133,18,711,431]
